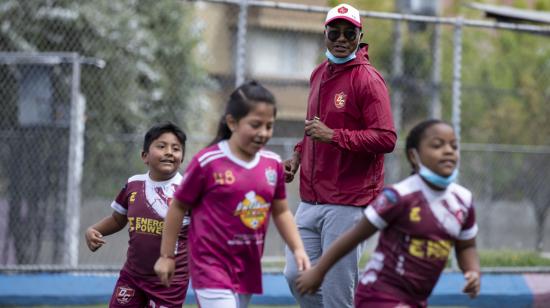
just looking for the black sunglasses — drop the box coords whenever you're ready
[326,28,359,42]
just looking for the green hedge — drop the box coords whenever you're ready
[358,250,550,268]
[478,250,550,267]
[264,250,550,269]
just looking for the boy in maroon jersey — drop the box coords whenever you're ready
[155,81,309,308]
[85,122,189,308]
[296,119,480,307]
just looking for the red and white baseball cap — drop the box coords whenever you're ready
[325,4,362,29]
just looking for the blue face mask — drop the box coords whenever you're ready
[413,150,458,189]
[325,49,356,64]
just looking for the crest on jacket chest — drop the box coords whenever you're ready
[334,91,346,109]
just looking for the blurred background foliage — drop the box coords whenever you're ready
[0,0,208,198]
[331,0,550,146]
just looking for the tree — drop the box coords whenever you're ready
[457,5,550,251]
[332,0,550,251]
[0,0,207,264]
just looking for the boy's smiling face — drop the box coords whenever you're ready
[142,132,184,181]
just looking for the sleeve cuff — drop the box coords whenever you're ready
[294,142,303,154]
[331,129,341,145]
[364,206,387,229]
[458,224,478,240]
[111,201,127,215]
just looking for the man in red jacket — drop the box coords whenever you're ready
[283,3,396,308]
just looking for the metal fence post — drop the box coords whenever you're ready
[235,0,249,87]
[430,23,442,119]
[451,17,463,271]
[388,19,404,183]
[452,17,463,145]
[64,54,85,267]
[391,20,403,136]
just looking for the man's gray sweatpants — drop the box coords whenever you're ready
[284,202,365,308]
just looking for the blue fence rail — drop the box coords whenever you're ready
[0,272,549,307]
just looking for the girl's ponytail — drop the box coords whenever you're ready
[209,116,232,146]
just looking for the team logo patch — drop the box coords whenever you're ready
[371,194,387,210]
[265,167,277,186]
[334,92,346,109]
[338,6,348,14]
[115,286,135,305]
[234,191,270,230]
[382,188,398,204]
[409,207,421,222]
[129,192,137,204]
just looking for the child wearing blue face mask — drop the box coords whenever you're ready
[295,119,481,308]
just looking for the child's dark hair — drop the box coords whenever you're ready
[143,122,187,153]
[405,119,449,170]
[209,80,276,146]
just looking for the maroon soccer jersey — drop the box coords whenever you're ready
[359,174,478,304]
[111,173,189,282]
[173,141,286,294]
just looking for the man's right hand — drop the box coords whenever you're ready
[283,153,300,183]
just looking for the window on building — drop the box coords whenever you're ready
[246,29,321,79]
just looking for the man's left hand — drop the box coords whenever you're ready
[305,118,333,143]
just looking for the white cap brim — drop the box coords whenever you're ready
[325,16,362,29]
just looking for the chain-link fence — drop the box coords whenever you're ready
[0,53,88,267]
[1,0,550,270]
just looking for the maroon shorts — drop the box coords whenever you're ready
[109,270,189,308]
[355,286,426,308]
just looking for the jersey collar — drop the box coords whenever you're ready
[218,140,260,169]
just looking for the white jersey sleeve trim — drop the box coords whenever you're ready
[128,173,147,183]
[199,153,225,167]
[198,149,223,163]
[260,150,282,162]
[364,206,387,230]
[458,223,478,240]
[111,201,127,215]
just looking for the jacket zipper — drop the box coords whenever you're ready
[311,66,327,204]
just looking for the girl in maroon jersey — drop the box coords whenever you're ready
[296,119,480,308]
[155,81,310,308]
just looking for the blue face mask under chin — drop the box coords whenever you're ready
[325,49,356,64]
[413,150,458,189]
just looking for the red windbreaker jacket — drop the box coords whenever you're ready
[296,44,396,207]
